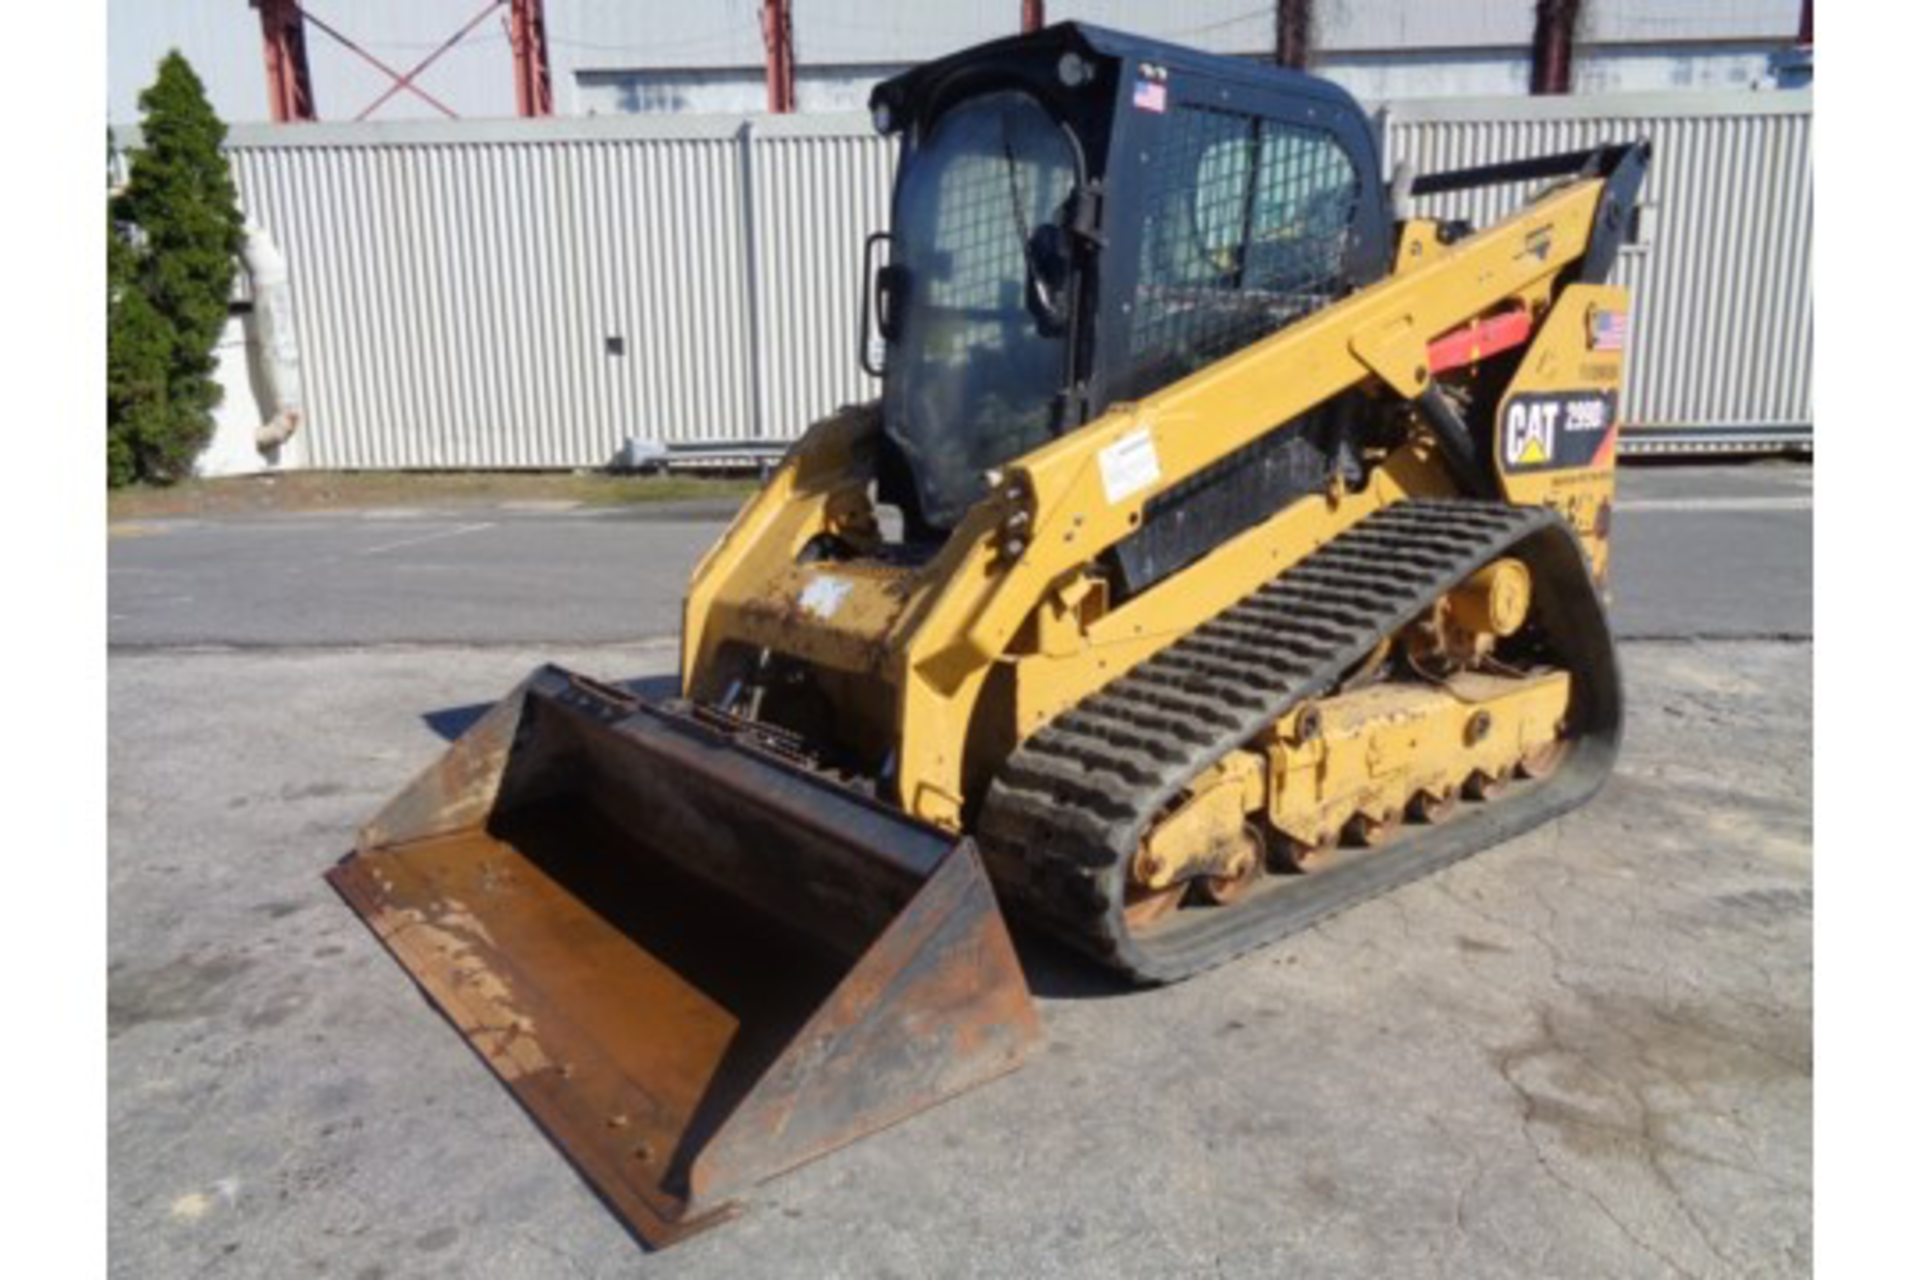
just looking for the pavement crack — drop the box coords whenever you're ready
[1493,1010,1703,1279]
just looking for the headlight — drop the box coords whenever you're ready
[1057,52,1093,88]
[871,101,894,135]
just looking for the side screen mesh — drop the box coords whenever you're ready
[1127,106,1360,396]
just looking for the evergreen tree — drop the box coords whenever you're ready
[107,210,176,486]
[112,52,243,482]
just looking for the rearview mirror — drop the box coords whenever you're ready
[860,230,901,377]
[1026,222,1073,334]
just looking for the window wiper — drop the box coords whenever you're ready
[1000,129,1041,294]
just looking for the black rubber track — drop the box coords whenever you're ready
[975,499,1623,985]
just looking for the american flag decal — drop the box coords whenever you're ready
[1591,308,1629,352]
[1132,79,1167,113]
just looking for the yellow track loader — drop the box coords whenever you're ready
[330,23,1648,1246]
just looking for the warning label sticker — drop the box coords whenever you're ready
[798,574,855,619]
[1099,428,1162,504]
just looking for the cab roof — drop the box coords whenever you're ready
[871,21,1366,127]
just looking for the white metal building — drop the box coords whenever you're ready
[116,88,1808,472]
[107,4,1813,472]
[110,1,1810,127]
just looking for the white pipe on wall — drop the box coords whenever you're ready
[241,222,304,456]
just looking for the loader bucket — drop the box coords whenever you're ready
[326,665,1040,1246]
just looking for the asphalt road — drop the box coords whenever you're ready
[109,463,1812,648]
[107,461,1813,1278]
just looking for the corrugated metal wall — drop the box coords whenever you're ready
[216,116,893,467]
[175,90,1807,469]
[1383,91,1812,440]
[746,121,894,443]
[223,118,764,468]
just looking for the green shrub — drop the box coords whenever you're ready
[109,52,243,485]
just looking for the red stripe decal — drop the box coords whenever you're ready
[1427,309,1534,375]
[1592,422,1619,470]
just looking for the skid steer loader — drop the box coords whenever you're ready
[330,24,1648,1246]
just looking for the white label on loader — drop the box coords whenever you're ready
[1099,428,1161,505]
[798,574,856,619]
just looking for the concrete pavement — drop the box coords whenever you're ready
[107,463,1813,1278]
[108,464,1811,648]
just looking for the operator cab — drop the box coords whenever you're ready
[866,23,1393,542]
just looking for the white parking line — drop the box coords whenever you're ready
[1614,496,1812,513]
[359,522,494,555]
[500,500,584,513]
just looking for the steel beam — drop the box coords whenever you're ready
[1274,0,1313,70]
[762,0,796,114]
[510,0,553,117]
[1530,0,1581,95]
[253,0,317,122]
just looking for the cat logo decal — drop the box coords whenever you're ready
[1501,391,1619,472]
